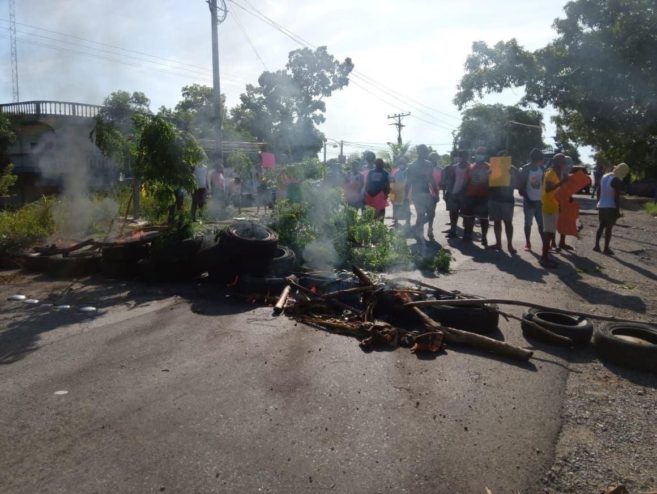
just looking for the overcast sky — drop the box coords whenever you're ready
[0,0,585,160]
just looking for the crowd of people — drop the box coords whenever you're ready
[341,145,630,269]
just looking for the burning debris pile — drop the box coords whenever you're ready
[274,266,537,361]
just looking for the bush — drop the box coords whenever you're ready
[269,188,412,272]
[0,197,55,259]
[645,202,657,217]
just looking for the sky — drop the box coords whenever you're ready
[0,0,589,161]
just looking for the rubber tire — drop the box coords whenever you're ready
[592,322,657,373]
[101,260,140,279]
[19,253,52,273]
[220,221,278,276]
[268,245,296,277]
[521,308,593,346]
[425,293,499,334]
[102,244,149,263]
[236,275,287,295]
[48,254,101,278]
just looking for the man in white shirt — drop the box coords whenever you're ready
[517,149,545,251]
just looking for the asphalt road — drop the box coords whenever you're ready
[1,197,578,494]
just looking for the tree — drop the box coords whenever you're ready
[377,142,411,164]
[133,114,206,208]
[92,90,151,169]
[232,46,353,162]
[453,104,545,165]
[455,0,657,176]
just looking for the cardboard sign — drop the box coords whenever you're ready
[261,152,276,169]
[489,156,512,187]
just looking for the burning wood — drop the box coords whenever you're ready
[274,266,538,362]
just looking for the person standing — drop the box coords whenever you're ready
[390,157,410,227]
[344,161,365,210]
[488,163,518,253]
[462,147,491,245]
[539,154,569,268]
[594,162,629,255]
[364,158,391,220]
[443,150,470,238]
[517,149,545,251]
[191,162,209,221]
[426,152,443,240]
[591,161,604,198]
[406,145,435,241]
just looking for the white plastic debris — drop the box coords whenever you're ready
[8,294,26,301]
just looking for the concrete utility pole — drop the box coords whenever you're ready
[387,112,410,145]
[208,0,228,166]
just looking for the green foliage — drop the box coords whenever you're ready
[0,112,17,166]
[377,142,411,165]
[227,150,255,180]
[133,114,206,209]
[645,202,657,217]
[0,197,55,258]
[92,90,151,170]
[454,104,545,165]
[232,46,353,162]
[0,164,17,196]
[455,0,657,177]
[414,248,453,274]
[269,188,411,272]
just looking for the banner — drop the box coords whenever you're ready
[489,156,512,187]
[261,152,276,169]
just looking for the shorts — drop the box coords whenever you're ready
[543,212,558,233]
[598,208,620,227]
[446,193,464,213]
[462,196,488,220]
[488,200,514,222]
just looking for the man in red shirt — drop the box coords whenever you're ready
[462,147,491,245]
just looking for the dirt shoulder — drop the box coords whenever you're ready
[539,195,657,494]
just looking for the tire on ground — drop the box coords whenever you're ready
[268,245,296,277]
[220,221,278,276]
[47,254,102,279]
[592,322,657,373]
[521,308,593,346]
[236,275,287,295]
[425,300,499,334]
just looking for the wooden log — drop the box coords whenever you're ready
[352,265,374,286]
[273,285,292,316]
[322,285,375,299]
[405,298,637,323]
[411,306,533,361]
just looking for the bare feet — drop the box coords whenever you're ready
[508,245,517,254]
[593,245,601,252]
[524,243,531,252]
[603,248,614,255]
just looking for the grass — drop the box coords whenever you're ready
[644,201,657,217]
[0,197,55,260]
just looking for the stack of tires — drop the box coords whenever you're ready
[205,220,296,293]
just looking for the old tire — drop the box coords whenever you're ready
[268,245,296,277]
[220,221,278,276]
[426,304,499,334]
[521,308,593,346]
[102,244,149,263]
[236,275,287,295]
[592,322,657,373]
[47,254,101,278]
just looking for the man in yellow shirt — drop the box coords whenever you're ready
[540,154,569,268]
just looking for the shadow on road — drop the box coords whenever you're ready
[556,253,647,313]
[0,274,255,365]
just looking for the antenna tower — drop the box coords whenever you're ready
[9,0,19,101]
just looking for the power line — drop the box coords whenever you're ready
[227,0,461,126]
[0,26,248,86]
[229,8,268,71]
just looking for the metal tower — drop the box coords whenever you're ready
[9,0,19,102]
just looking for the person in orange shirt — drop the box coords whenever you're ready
[540,154,569,268]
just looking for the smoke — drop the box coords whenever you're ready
[302,239,339,270]
[35,120,118,239]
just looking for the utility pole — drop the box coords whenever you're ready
[387,112,410,145]
[9,0,19,102]
[208,0,228,166]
